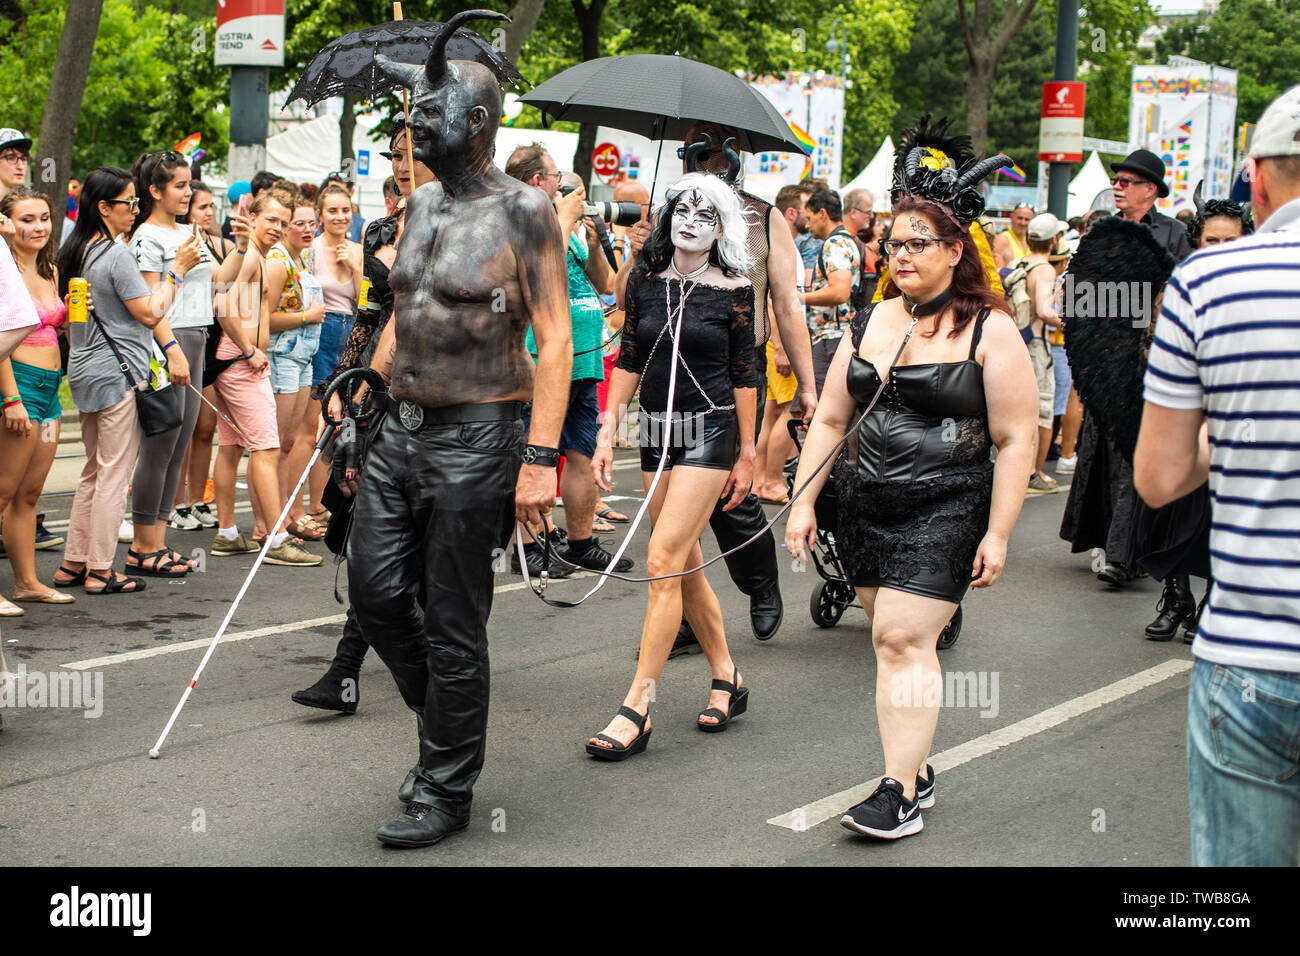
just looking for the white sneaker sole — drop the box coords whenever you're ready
[840,813,924,839]
[916,792,935,809]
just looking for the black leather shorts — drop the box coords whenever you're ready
[638,411,737,472]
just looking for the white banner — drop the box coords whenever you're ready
[744,73,844,192]
[1128,64,1238,211]
[215,1,285,68]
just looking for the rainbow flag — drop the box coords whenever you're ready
[788,121,816,156]
[174,132,206,165]
[1000,162,1026,182]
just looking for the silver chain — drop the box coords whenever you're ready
[640,274,736,414]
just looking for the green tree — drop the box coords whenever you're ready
[1155,0,1300,127]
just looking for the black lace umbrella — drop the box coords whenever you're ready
[285,18,526,108]
[1062,216,1177,461]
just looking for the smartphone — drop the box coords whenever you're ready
[236,194,250,218]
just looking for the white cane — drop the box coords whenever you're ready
[148,428,332,758]
[147,369,381,758]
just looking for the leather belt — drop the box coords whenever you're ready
[379,393,523,431]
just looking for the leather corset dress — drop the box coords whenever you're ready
[830,304,995,603]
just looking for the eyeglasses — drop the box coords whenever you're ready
[850,207,873,216]
[0,150,30,164]
[105,197,141,211]
[676,146,718,162]
[881,237,946,257]
[1109,175,1150,188]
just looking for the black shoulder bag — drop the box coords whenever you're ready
[83,244,182,437]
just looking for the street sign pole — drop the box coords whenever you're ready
[1047,0,1080,219]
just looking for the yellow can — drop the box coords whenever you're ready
[358,277,370,310]
[68,278,87,323]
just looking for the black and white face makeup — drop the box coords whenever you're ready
[671,189,721,253]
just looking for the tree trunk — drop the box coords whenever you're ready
[340,92,357,176]
[36,0,104,246]
[957,0,1039,158]
[571,0,607,183]
[503,0,546,66]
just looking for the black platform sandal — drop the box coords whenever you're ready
[698,667,749,733]
[85,570,146,595]
[585,705,651,761]
[126,548,190,578]
[53,565,87,588]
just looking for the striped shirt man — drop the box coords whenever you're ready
[1142,196,1300,673]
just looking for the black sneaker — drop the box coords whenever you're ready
[511,542,573,578]
[915,764,935,809]
[34,513,64,550]
[840,778,923,839]
[563,537,633,573]
[636,618,703,661]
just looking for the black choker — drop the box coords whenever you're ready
[902,284,954,317]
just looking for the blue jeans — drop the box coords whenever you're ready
[1187,658,1300,865]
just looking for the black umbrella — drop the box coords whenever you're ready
[285,18,526,108]
[1062,215,1177,461]
[520,55,810,156]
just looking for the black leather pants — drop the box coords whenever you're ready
[348,411,523,814]
[707,349,778,596]
[331,605,369,675]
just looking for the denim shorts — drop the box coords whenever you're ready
[11,360,62,423]
[521,378,600,459]
[268,324,322,395]
[312,311,353,387]
[1051,345,1071,416]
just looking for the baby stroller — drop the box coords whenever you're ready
[782,421,962,647]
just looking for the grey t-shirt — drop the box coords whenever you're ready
[68,240,153,413]
[130,222,213,330]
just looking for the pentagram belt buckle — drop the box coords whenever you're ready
[398,400,424,431]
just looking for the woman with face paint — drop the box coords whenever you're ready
[588,173,758,758]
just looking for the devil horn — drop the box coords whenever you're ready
[904,146,927,181]
[954,155,1012,193]
[426,9,511,86]
[1193,179,1206,216]
[683,134,713,173]
[722,137,741,185]
[374,53,425,91]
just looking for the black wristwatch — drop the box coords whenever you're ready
[522,444,561,467]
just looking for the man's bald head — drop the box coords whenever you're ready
[613,180,649,203]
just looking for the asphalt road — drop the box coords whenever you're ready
[0,453,1197,866]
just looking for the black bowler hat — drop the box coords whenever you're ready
[1110,148,1170,198]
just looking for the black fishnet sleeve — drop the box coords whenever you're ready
[729,285,757,389]
[615,274,643,375]
[319,307,381,396]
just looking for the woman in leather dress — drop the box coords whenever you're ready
[786,195,1038,837]
[587,174,757,759]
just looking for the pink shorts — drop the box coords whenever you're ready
[212,338,280,451]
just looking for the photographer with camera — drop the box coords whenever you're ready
[505,143,632,577]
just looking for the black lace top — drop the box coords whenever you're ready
[616,270,757,415]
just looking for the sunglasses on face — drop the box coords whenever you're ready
[1110,175,1150,188]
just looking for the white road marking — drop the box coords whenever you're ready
[59,577,590,671]
[767,658,1193,832]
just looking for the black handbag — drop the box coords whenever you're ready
[89,308,182,437]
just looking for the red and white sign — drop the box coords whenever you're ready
[1039,81,1086,163]
[592,142,621,182]
[215,0,285,68]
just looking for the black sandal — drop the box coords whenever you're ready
[698,667,749,733]
[126,548,190,578]
[585,705,651,761]
[85,571,146,594]
[53,565,88,588]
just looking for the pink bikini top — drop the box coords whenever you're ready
[23,279,66,348]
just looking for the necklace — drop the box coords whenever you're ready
[670,257,709,280]
[901,283,954,317]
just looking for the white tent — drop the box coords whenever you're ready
[1068,151,1114,219]
[840,136,895,210]
[263,112,579,222]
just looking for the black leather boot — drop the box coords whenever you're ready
[1184,586,1210,644]
[1145,575,1195,642]
[291,663,359,714]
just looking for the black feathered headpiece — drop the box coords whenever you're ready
[891,115,1011,226]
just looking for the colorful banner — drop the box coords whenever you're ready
[1128,64,1238,210]
[215,0,285,68]
[744,73,845,192]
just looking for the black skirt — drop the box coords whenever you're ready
[832,461,993,603]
